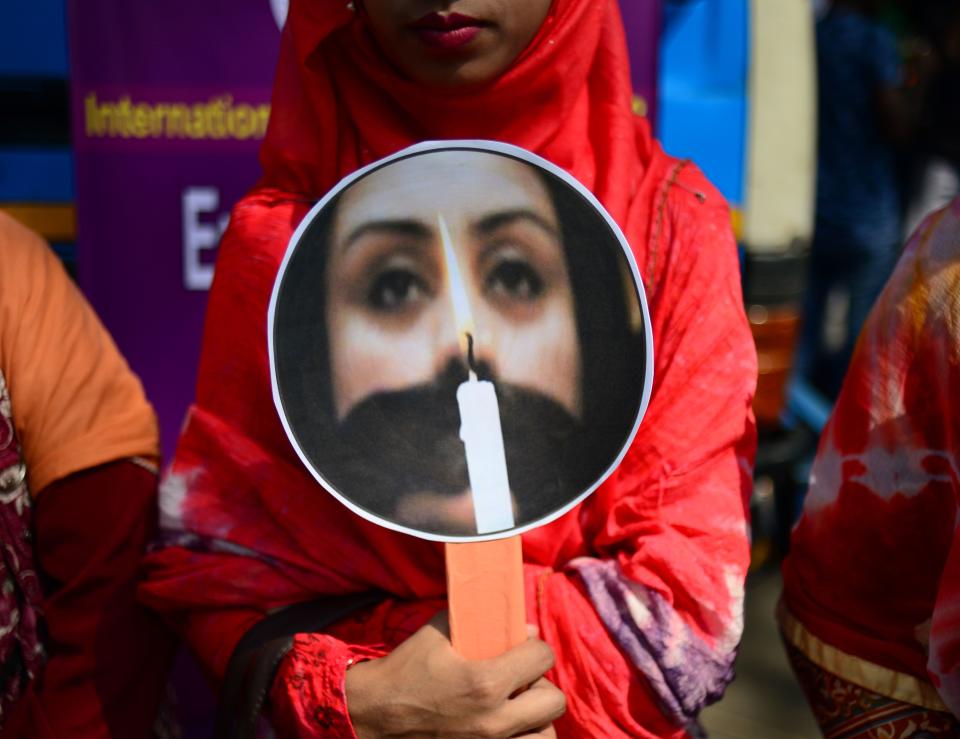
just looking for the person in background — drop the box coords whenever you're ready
[140,0,758,736]
[781,197,960,736]
[0,212,176,738]
[903,0,960,236]
[797,0,929,399]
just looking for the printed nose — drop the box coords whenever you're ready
[432,304,467,376]
[432,307,501,379]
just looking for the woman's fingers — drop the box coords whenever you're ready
[485,636,556,697]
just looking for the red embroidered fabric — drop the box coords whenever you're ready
[140,1,758,736]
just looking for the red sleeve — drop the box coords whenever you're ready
[24,461,177,738]
[522,167,756,737]
[268,635,386,738]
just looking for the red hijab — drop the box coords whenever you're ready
[260,0,663,219]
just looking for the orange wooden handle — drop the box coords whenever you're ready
[445,536,526,660]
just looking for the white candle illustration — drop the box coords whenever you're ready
[438,214,515,534]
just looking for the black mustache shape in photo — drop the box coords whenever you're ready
[325,358,596,536]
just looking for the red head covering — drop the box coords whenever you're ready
[260,0,660,220]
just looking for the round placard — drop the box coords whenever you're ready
[269,141,653,542]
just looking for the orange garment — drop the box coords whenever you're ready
[0,212,174,738]
[0,211,158,493]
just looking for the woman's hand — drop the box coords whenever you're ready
[345,612,565,738]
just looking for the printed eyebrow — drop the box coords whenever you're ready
[340,218,432,252]
[473,209,560,240]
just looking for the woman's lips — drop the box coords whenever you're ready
[410,12,485,50]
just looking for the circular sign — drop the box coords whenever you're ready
[269,141,653,542]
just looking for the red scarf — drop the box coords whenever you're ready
[260,0,663,218]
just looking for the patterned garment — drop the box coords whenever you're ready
[0,373,43,728]
[784,641,960,738]
[815,7,903,250]
[782,198,960,721]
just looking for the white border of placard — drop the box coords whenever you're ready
[268,139,655,542]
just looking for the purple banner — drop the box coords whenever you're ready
[621,0,662,124]
[69,0,283,457]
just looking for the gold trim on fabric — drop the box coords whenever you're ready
[777,600,949,713]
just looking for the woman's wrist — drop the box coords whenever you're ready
[345,655,405,739]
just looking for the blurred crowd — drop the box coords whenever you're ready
[800,0,960,399]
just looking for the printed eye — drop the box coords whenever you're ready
[367,268,430,311]
[485,258,545,302]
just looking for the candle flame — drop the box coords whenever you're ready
[437,213,474,360]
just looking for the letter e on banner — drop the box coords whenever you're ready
[182,187,229,291]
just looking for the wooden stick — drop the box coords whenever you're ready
[445,536,526,660]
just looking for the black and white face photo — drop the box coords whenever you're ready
[271,143,651,541]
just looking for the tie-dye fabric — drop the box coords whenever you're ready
[781,197,960,718]
[784,640,960,737]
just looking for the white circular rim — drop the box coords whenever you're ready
[267,140,655,543]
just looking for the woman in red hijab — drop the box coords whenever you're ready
[140,1,757,736]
